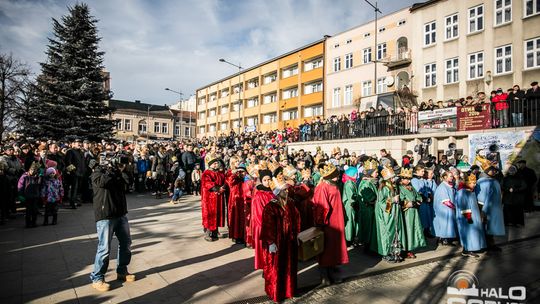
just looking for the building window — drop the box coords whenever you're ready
[333,57,341,72]
[247,78,259,89]
[208,108,216,117]
[232,120,240,128]
[282,87,298,99]
[208,124,216,132]
[424,21,436,46]
[495,45,512,74]
[445,58,459,84]
[233,84,242,93]
[198,112,206,119]
[345,53,353,69]
[346,39,352,44]
[304,57,323,72]
[468,52,484,79]
[184,127,191,137]
[304,105,323,117]
[397,19,406,26]
[281,65,298,78]
[332,88,340,108]
[379,26,386,32]
[154,122,161,133]
[246,116,258,127]
[362,81,372,96]
[247,97,259,107]
[282,110,298,121]
[220,105,228,114]
[263,93,277,104]
[263,113,277,124]
[304,82,323,94]
[232,102,241,112]
[138,121,147,133]
[425,63,437,87]
[116,120,122,130]
[525,37,540,69]
[344,85,353,105]
[220,122,228,130]
[363,48,372,64]
[198,126,205,134]
[377,43,387,60]
[468,4,484,34]
[161,123,168,134]
[123,119,131,131]
[198,97,206,105]
[445,13,459,40]
[377,78,387,94]
[364,32,371,38]
[525,0,540,17]
[263,72,277,84]
[220,89,229,97]
[174,125,180,136]
[495,0,512,25]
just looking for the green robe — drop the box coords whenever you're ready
[374,183,405,256]
[399,185,427,251]
[312,171,321,186]
[358,178,378,248]
[342,180,359,242]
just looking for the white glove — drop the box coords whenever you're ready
[269,243,278,253]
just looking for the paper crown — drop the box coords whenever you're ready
[258,160,268,170]
[332,147,341,156]
[267,160,282,177]
[207,153,219,166]
[247,164,258,176]
[283,165,298,179]
[321,163,338,179]
[279,154,288,161]
[399,167,413,179]
[363,159,379,171]
[381,166,395,180]
[464,173,477,184]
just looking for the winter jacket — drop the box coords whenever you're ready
[17,173,41,199]
[492,93,509,111]
[41,177,64,203]
[91,169,128,222]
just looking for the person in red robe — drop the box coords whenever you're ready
[285,166,314,231]
[312,163,349,286]
[260,180,300,303]
[226,157,246,244]
[201,156,226,242]
[251,169,274,270]
[243,165,258,248]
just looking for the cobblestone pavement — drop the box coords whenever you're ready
[0,193,539,304]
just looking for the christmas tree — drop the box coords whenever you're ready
[32,3,115,140]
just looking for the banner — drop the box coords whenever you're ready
[457,104,491,131]
[468,131,528,173]
[417,107,457,133]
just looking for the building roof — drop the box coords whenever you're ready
[196,38,327,92]
[410,0,441,12]
[109,99,169,112]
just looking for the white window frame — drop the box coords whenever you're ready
[445,57,459,84]
[495,44,512,74]
[263,93,277,104]
[304,58,323,72]
[424,63,437,88]
[247,97,259,107]
[208,108,216,117]
[377,78,387,94]
[174,125,180,136]
[344,85,353,106]
[362,81,372,96]
[154,122,161,133]
[116,120,123,130]
[263,113,277,124]
[333,57,341,72]
[161,122,168,134]
[263,73,277,84]
[282,65,298,78]
[445,13,459,41]
[282,110,298,121]
[304,82,323,94]
[246,116,258,127]
[524,37,540,69]
[468,51,484,80]
[494,0,512,26]
[468,4,484,34]
[198,126,205,134]
[184,127,191,137]
[424,21,436,46]
[524,0,540,17]
[304,105,323,117]
[363,48,372,64]
[220,105,228,114]
[332,88,340,108]
[377,43,387,60]
[138,121,147,133]
[282,87,298,99]
[345,53,353,69]
[208,124,216,132]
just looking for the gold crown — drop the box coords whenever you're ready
[332,146,341,156]
[381,166,395,180]
[363,159,379,171]
[279,154,288,161]
[474,150,493,171]
[267,160,281,175]
[464,173,477,184]
[247,164,258,176]
[283,165,298,179]
[321,163,338,179]
[258,160,268,170]
[399,167,413,179]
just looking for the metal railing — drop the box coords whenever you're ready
[489,97,539,128]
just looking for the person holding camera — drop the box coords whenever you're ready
[89,158,135,292]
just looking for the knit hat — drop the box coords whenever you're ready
[345,166,358,179]
[46,167,56,176]
[258,169,272,180]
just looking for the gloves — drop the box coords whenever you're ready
[210,186,220,192]
[462,210,473,224]
[269,243,277,253]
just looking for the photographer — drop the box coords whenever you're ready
[89,156,135,292]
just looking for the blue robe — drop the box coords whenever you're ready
[455,189,486,251]
[412,177,433,231]
[422,179,437,233]
[476,176,505,236]
[433,182,458,238]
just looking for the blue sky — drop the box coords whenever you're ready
[0,0,417,105]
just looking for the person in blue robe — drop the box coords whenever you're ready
[476,166,505,252]
[433,170,457,246]
[411,165,432,238]
[455,173,486,258]
[422,167,438,237]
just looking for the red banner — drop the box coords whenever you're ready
[457,104,492,131]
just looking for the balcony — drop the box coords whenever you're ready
[383,48,412,70]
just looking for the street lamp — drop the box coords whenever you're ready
[146,105,154,143]
[365,0,382,95]
[219,58,243,133]
[165,88,183,141]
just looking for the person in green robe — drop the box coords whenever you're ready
[374,166,405,262]
[358,159,379,251]
[398,167,427,259]
[342,166,359,245]
[311,163,325,186]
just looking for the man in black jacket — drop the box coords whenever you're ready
[64,139,85,209]
[181,145,197,195]
[89,159,135,292]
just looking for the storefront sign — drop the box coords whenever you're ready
[457,104,491,131]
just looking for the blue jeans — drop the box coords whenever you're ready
[172,188,183,201]
[90,216,132,282]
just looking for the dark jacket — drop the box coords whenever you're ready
[91,169,128,222]
[181,151,196,170]
[65,148,85,177]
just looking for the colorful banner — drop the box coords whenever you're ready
[457,104,491,131]
[468,131,528,173]
[417,107,457,133]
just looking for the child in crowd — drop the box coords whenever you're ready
[191,163,202,196]
[17,162,41,228]
[170,167,186,204]
[41,167,64,225]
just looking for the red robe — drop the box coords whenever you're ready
[260,199,300,302]
[251,186,275,269]
[201,169,226,231]
[312,180,349,267]
[243,178,255,247]
[226,170,245,240]
[290,183,314,231]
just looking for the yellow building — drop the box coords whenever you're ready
[196,39,325,138]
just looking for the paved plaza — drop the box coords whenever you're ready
[1,194,539,304]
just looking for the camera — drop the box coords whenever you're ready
[98,151,129,170]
